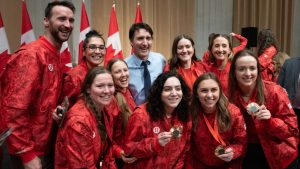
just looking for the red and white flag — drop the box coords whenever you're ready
[60,42,72,73]
[134,2,143,23]
[104,4,123,66]
[78,0,90,64]
[0,12,10,75]
[21,0,35,46]
[131,2,143,53]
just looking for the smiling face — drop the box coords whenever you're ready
[84,37,106,68]
[211,36,231,61]
[130,28,153,60]
[177,38,194,65]
[235,55,258,92]
[44,5,74,44]
[197,79,220,113]
[161,77,183,114]
[88,73,115,109]
[110,60,129,91]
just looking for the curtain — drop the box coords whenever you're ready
[233,0,294,55]
[92,0,195,60]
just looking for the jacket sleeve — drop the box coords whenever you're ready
[258,46,277,70]
[64,120,98,169]
[61,73,81,106]
[256,85,298,140]
[228,105,247,159]
[112,109,124,158]
[102,142,118,169]
[233,33,248,54]
[1,51,40,163]
[123,109,163,158]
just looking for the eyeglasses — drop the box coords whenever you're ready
[86,44,106,52]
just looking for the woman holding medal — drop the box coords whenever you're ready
[185,72,247,169]
[55,67,118,169]
[123,71,192,169]
[228,50,298,169]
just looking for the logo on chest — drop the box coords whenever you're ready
[48,64,54,71]
[152,126,160,134]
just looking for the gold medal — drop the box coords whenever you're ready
[215,145,225,155]
[246,102,260,115]
[170,125,182,139]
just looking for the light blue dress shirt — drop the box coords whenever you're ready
[125,52,166,105]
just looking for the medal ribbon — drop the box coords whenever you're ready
[202,113,226,146]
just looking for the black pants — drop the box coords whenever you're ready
[10,153,54,169]
[243,144,298,169]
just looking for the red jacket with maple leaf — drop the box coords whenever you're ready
[163,61,207,90]
[55,99,118,169]
[231,81,298,169]
[61,61,89,106]
[185,103,247,169]
[123,104,192,169]
[0,36,63,163]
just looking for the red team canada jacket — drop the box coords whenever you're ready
[55,99,118,169]
[61,61,89,106]
[258,46,277,82]
[0,36,63,163]
[206,62,231,95]
[163,61,207,90]
[233,81,298,169]
[185,103,247,169]
[123,104,192,169]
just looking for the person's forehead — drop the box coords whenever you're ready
[134,29,151,37]
[51,5,74,15]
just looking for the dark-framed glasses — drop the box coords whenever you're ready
[87,44,106,52]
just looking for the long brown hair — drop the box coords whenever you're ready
[106,58,132,132]
[228,50,265,105]
[191,72,231,132]
[80,67,112,141]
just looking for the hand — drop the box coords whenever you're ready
[229,32,235,36]
[216,147,234,162]
[254,105,271,120]
[120,151,137,164]
[23,156,42,169]
[157,131,172,147]
[52,106,63,123]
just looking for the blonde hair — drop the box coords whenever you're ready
[273,52,290,76]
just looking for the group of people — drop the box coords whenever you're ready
[0,1,299,169]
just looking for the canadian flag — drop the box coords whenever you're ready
[104,4,123,66]
[60,42,72,73]
[134,2,143,23]
[78,0,91,64]
[131,2,143,53]
[21,0,35,46]
[0,12,10,76]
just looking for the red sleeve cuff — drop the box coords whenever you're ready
[19,150,36,163]
[114,146,123,158]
